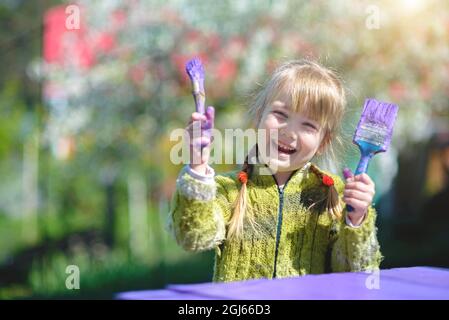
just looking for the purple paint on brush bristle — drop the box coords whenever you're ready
[185,58,205,88]
[185,58,206,114]
[354,98,399,152]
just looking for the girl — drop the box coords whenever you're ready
[169,60,382,282]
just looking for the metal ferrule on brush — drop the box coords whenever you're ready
[192,81,205,113]
[355,122,390,147]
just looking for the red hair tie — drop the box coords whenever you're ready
[238,171,248,184]
[322,174,334,187]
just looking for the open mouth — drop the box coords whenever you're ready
[274,141,297,155]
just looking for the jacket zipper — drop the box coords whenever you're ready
[272,171,297,279]
[272,185,284,278]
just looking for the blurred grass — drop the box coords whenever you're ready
[0,198,215,299]
[0,210,102,264]
[24,247,214,300]
[0,248,214,299]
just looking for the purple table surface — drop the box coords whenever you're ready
[116,267,449,300]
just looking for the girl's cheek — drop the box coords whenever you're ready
[299,134,320,155]
[266,115,281,128]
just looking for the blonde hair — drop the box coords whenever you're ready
[227,59,346,240]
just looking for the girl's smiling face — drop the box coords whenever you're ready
[258,92,326,173]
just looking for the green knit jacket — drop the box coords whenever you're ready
[168,162,382,282]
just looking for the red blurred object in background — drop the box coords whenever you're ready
[43,5,118,69]
[43,5,95,68]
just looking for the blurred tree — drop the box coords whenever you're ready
[0,0,63,244]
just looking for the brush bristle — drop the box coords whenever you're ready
[361,98,398,130]
[354,98,399,152]
[185,58,205,83]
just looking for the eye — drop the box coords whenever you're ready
[303,122,318,130]
[273,110,288,119]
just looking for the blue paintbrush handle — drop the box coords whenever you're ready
[347,153,373,212]
[355,153,373,175]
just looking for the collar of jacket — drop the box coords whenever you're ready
[249,161,312,189]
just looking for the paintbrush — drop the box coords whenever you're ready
[185,57,213,149]
[345,98,399,212]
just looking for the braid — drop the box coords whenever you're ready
[227,155,256,240]
[309,164,343,220]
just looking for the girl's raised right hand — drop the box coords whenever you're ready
[185,106,215,175]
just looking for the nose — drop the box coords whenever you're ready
[280,121,298,140]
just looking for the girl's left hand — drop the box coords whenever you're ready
[342,171,375,226]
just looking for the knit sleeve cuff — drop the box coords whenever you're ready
[345,211,366,228]
[176,165,216,201]
[186,164,215,182]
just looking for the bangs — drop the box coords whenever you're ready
[269,67,344,131]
